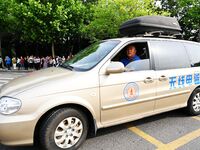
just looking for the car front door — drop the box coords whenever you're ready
[99,42,156,127]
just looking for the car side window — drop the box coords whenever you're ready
[126,59,150,71]
[111,42,151,71]
[150,41,190,70]
[184,43,200,67]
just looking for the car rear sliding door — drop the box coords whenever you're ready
[150,40,192,112]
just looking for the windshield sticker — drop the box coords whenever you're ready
[169,73,200,89]
[123,82,139,101]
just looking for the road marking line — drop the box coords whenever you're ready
[127,116,200,149]
[127,125,170,149]
[192,116,200,121]
[163,127,200,149]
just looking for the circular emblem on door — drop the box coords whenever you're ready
[123,82,139,101]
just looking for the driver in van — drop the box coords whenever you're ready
[121,45,141,66]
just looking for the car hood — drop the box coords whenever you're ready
[0,67,72,97]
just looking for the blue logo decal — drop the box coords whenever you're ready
[194,73,200,85]
[169,76,176,89]
[169,73,200,90]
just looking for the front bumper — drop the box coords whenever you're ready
[0,114,37,146]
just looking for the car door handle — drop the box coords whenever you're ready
[144,77,154,84]
[159,75,168,81]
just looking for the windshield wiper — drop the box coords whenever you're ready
[60,64,74,71]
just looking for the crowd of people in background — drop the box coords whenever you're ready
[0,55,72,71]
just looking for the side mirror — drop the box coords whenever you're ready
[106,62,125,74]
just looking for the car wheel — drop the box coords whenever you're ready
[39,108,88,150]
[187,88,200,116]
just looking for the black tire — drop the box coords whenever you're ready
[187,88,200,116]
[39,108,88,150]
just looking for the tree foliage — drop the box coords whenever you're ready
[0,0,17,33]
[3,0,198,57]
[8,0,88,56]
[82,0,169,42]
[15,0,87,45]
[159,0,200,41]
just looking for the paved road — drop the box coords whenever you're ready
[0,71,27,88]
[1,71,200,150]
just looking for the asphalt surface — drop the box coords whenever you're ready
[1,71,200,150]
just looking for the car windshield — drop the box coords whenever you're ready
[62,40,120,71]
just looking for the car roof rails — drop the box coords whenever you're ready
[133,31,183,39]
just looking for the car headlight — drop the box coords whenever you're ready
[0,96,22,115]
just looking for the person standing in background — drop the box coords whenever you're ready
[49,56,53,67]
[0,56,3,68]
[5,56,11,70]
[40,57,44,69]
[12,57,17,70]
[20,56,25,70]
[34,56,41,70]
[62,56,66,64]
[58,56,62,66]
[52,57,56,67]
[24,57,29,70]
[43,56,48,68]
[28,55,34,69]
[17,57,21,70]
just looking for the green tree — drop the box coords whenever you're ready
[83,0,169,42]
[14,0,87,57]
[179,0,200,41]
[0,0,18,58]
[159,0,200,41]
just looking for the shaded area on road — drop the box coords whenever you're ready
[0,145,37,150]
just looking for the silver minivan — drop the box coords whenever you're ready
[0,36,200,150]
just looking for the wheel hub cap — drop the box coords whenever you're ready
[54,117,83,149]
[193,92,200,112]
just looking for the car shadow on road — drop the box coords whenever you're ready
[0,145,38,150]
[0,108,191,150]
[94,108,189,137]
[130,108,190,126]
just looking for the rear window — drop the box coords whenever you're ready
[150,40,190,70]
[184,43,200,67]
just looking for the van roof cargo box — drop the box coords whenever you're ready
[119,16,182,37]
